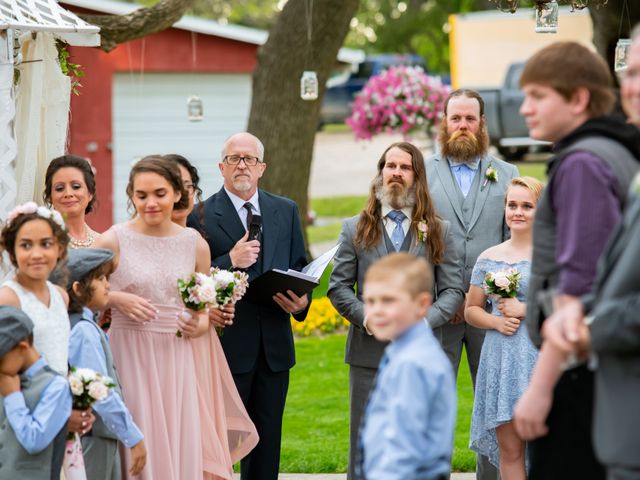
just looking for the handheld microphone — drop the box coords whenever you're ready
[248,215,262,242]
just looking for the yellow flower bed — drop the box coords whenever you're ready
[291,296,350,336]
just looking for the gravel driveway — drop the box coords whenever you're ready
[309,130,433,198]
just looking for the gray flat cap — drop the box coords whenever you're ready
[64,248,114,287]
[0,306,34,357]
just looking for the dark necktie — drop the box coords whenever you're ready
[243,202,253,229]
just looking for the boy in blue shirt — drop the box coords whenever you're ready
[62,248,146,479]
[360,253,457,480]
[0,305,72,479]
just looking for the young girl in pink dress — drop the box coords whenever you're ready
[97,156,256,480]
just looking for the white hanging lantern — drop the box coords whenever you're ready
[300,71,319,101]
[535,1,559,34]
[187,95,203,122]
[614,39,632,72]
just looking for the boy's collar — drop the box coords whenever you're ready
[82,306,97,322]
[386,320,427,356]
[21,356,46,379]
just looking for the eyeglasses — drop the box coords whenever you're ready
[223,154,261,166]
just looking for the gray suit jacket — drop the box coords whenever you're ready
[425,153,519,290]
[583,194,640,468]
[328,216,464,369]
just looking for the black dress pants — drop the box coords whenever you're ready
[529,365,606,480]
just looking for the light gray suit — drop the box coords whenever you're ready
[426,152,518,480]
[328,216,464,480]
[583,193,640,477]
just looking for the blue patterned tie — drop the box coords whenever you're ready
[387,210,406,252]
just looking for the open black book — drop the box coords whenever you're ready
[242,244,340,307]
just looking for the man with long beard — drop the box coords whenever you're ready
[425,89,518,480]
[329,142,464,480]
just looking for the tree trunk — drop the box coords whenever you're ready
[247,0,360,250]
[80,0,195,52]
[589,0,640,79]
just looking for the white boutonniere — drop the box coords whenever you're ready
[481,164,498,191]
[417,220,428,242]
[632,172,640,197]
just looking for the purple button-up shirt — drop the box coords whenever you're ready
[549,151,622,296]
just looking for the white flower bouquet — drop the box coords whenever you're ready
[484,268,521,298]
[64,367,116,480]
[177,268,250,336]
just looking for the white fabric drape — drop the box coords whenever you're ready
[14,31,71,205]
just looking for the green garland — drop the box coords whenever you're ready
[57,42,85,95]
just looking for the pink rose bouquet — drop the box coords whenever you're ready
[346,65,450,140]
[177,268,249,336]
[484,268,521,298]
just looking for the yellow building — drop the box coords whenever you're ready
[449,7,593,89]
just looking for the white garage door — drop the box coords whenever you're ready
[112,72,252,223]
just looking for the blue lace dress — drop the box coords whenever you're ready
[468,258,538,468]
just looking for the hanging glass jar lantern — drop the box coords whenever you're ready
[187,95,203,122]
[535,1,559,34]
[300,71,319,101]
[614,39,632,72]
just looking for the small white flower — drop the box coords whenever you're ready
[493,272,510,289]
[87,380,109,401]
[68,374,84,396]
[75,368,97,382]
[214,270,235,289]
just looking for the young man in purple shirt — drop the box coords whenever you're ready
[513,42,640,480]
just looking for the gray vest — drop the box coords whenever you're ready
[526,137,639,346]
[382,227,413,253]
[69,312,122,440]
[0,364,67,480]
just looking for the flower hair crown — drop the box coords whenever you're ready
[6,202,66,230]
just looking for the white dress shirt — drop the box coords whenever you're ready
[381,204,413,239]
[224,187,261,230]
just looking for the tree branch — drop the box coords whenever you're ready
[80,0,195,52]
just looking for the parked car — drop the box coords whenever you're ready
[319,53,427,127]
[475,62,551,160]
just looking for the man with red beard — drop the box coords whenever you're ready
[425,89,518,480]
[329,142,464,480]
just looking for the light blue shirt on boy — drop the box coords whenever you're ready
[68,307,143,447]
[362,321,456,480]
[448,157,479,197]
[3,357,71,454]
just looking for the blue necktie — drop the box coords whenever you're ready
[387,210,406,251]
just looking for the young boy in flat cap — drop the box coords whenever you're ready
[63,248,146,479]
[0,305,72,479]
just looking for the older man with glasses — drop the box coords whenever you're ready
[187,132,310,480]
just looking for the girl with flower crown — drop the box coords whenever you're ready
[0,202,70,375]
[0,203,96,446]
[465,177,544,480]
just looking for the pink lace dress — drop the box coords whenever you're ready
[108,224,258,480]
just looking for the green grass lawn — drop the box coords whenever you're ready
[281,334,476,473]
[515,161,546,181]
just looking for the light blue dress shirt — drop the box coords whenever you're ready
[68,307,143,448]
[448,158,479,197]
[362,322,456,480]
[3,357,71,454]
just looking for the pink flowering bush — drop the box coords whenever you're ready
[346,65,450,140]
